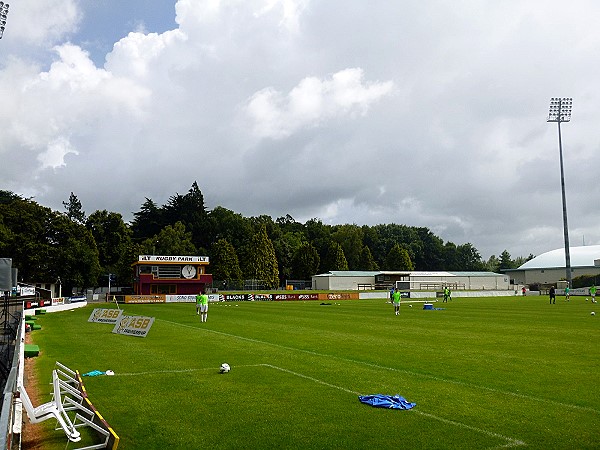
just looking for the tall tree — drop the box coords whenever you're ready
[499,250,514,271]
[241,224,279,288]
[455,243,484,271]
[142,222,197,256]
[272,231,306,285]
[208,206,253,251]
[291,243,320,279]
[0,194,100,291]
[368,223,418,268]
[414,227,445,270]
[63,192,86,224]
[304,218,332,261]
[384,244,414,271]
[513,254,534,268]
[249,215,279,241]
[209,238,243,284]
[275,214,304,234]
[86,210,134,285]
[131,198,163,242]
[332,224,363,270]
[321,241,349,272]
[484,255,500,273]
[163,181,209,251]
[0,190,24,204]
[52,215,101,294]
[357,245,379,271]
[443,242,459,270]
[0,196,51,280]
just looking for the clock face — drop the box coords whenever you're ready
[181,265,197,279]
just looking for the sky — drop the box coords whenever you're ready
[1,0,600,261]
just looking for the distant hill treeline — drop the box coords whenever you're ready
[0,184,529,294]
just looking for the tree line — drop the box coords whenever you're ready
[0,184,532,295]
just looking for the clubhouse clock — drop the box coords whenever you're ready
[181,265,197,279]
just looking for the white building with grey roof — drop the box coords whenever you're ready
[504,245,600,285]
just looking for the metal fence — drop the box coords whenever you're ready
[209,279,313,291]
[0,300,24,450]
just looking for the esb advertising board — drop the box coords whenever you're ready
[112,315,155,337]
[88,308,123,324]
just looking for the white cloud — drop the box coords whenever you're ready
[2,43,149,182]
[2,0,600,261]
[246,68,394,138]
[106,29,188,79]
[37,136,78,170]
[4,0,80,46]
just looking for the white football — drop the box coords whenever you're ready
[591,312,596,316]
[220,363,231,373]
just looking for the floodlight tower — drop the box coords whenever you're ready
[0,2,8,39]
[547,97,573,288]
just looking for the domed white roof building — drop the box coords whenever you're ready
[505,245,600,285]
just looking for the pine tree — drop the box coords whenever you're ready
[358,245,379,271]
[321,241,349,272]
[131,198,163,241]
[243,225,279,288]
[63,192,86,224]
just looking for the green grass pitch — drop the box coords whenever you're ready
[28,296,599,449]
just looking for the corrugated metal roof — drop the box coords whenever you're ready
[325,271,380,277]
[315,271,503,277]
[449,272,503,277]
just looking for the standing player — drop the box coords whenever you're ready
[199,290,209,323]
[392,289,401,316]
[565,285,570,302]
[590,285,597,303]
[549,286,556,304]
[195,290,202,315]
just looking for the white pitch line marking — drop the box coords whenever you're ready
[260,363,525,449]
[108,359,526,448]
[157,318,599,414]
[114,364,263,377]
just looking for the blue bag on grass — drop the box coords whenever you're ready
[358,394,416,410]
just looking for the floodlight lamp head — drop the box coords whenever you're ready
[547,97,572,123]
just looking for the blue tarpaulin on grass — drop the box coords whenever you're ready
[358,394,416,410]
[82,370,105,377]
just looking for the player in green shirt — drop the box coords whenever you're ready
[196,290,209,322]
[195,292,202,315]
[590,285,597,303]
[392,289,401,316]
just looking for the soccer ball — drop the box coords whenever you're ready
[409,304,413,308]
[591,312,596,316]
[219,363,231,373]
